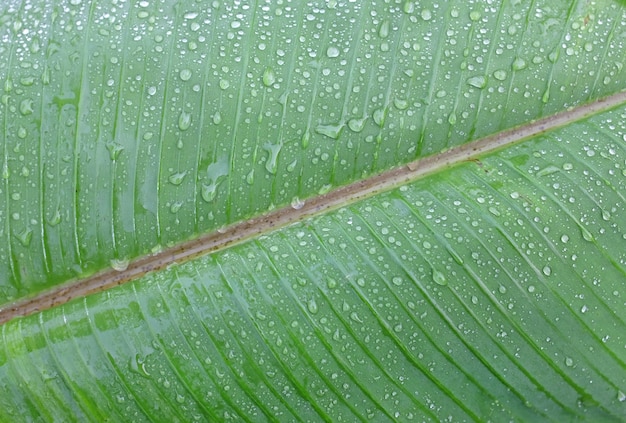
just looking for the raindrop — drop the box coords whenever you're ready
[347,117,366,132]
[262,67,276,87]
[307,298,318,314]
[301,131,310,149]
[467,75,487,89]
[512,57,527,71]
[19,98,34,115]
[448,112,457,125]
[246,169,254,185]
[432,269,447,286]
[179,69,192,81]
[469,11,481,21]
[565,357,573,367]
[168,171,187,186]
[212,111,222,125]
[315,123,343,139]
[493,69,507,81]
[16,228,33,247]
[372,108,386,127]
[264,143,282,174]
[178,110,192,131]
[219,79,230,90]
[542,266,551,276]
[536,165,560,177]
[580,226,594,242]
[111,258,130,271]
[106,143,124,161]
[326,46,340,58]
[378,20,390,38]
[201,157,229,202]
[393,98,409,110]
[420,9,432,21]
[170,201,183,213]
[403,1,414,14]
[291,197,304,210]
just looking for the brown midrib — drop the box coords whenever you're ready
[1,90,625,325]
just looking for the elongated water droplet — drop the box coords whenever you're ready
[20,98,34,115]
[246,169,255,185]
[307,298,318,314]
[107,143,124,161]
[378,19,390,38]
[16,228,33,247]
[315,123,343,139]
[262,67,276,87]
[372,108,386,127]
[168,171,187,186]
[432,269,448,286]
[264,143,282,174]
[201,157,229,202]
[178,110,192,131]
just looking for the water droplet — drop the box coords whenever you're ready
[315,123,343,139]
[432,269,447,286]
[106,143,124,161]
[565,357,574,367]
[393,98,409,110]
[536,165,560,177]
[326,46,340,58]
[493,69,507,81]
[403,1,414,14]
[580,226,594,242]
[201,157,229,202]
[16,228,33,247]
[263,143,282,174]
[372,108,386,127]
[307,298,318,314]
[467,75,487,89]
[219,79,230,90]
[179,69,192,81]
[420,9,432,21]
[618,390,626,402]
[301,131,310,149]
[601,210,611,221]
[111,258,130,271]
[19,98,34,115]
[168,171,187,186]
[48,209,61,226]
[542,87,550,103]
[246,169,254,185]
[512,57,527,71]
[212,111,222,125]
[262,67,276,87]
[347,117,366,132]
[469,11,481,21]
[178,110,192,131]
[542,265,551,276]
[378,19,390,38]
[562,162,573,171]
[291,197,304,210]
[170,201,183,213]
[17,126,27,139]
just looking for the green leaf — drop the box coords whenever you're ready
[1,0,626,421]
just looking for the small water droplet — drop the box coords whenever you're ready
[565,357,573,367]
[432,269,447,286]
[493,69,507,81]
[542,265,551,276]
[48,209,61,226]
[469,11,481,21]
[170,201,183,213]
[601,210,611,221]
[420,9,432,21]
[178,110,192,131]
[393,98,409,110]
[219,79,230,90]
[212,111,222,125]
[262,67,276,87]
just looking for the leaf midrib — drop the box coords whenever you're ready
[2,90,625,325]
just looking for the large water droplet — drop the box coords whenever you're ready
[264,143,282,174]
[432,269,448,286]
[347,117,366,132]
[106,143,124,161]
[201,157,229,202]
[378,20,390,38]
[168,171,187,186]
[19,98,34,115]
[16,228,33,247]
[178,110,192,131]
[262,67,276,87]
[467,75,487,89]
[326,46,340,58]
[315,123,343,139]
[179,69,192,81]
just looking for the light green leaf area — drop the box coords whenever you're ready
[1,0,626,421]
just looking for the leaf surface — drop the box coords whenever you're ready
[1,0,626,421]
